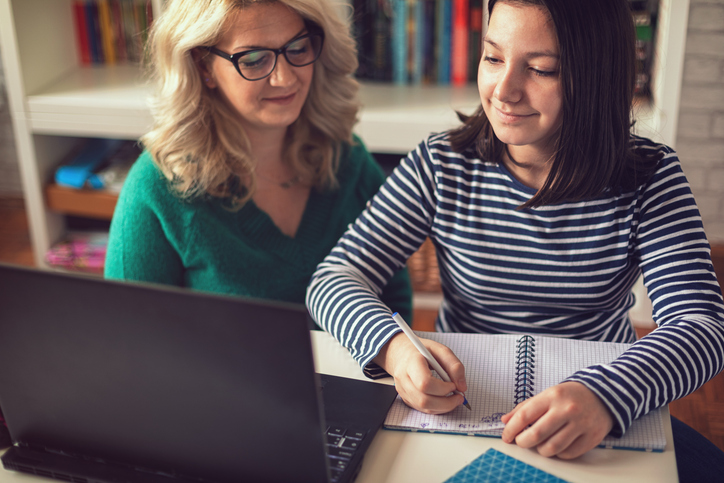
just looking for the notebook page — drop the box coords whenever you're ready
[534,336,666,452]
[384,332,667,451]
[384,332,519,436]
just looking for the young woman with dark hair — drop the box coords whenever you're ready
[307,0,724,477]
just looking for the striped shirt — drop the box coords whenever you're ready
[306,133,724,436]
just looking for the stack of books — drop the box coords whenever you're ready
[72,0,154,65]
[352,0,484,86]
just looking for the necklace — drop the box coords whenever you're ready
[255,171,303,189]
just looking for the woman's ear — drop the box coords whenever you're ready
[191,48,217,89]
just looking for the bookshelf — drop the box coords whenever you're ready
[0,0,689,267]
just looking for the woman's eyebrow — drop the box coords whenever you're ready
[231,27,309,52]
[483,38,559,59]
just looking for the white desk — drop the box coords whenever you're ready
[310,331,679,483]
[0,331,679,483]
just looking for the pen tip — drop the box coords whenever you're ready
[464,402,472,410]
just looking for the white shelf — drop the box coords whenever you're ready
[0,0,689,266]
[26,65,154,138]
[357,82,479,154]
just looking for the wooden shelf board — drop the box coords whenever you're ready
[45,184,118,220]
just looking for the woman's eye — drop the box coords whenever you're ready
[532,68,557,77]
[483,56,501,65]
[239,51,272,69]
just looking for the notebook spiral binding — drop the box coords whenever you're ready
[513,335,536,405]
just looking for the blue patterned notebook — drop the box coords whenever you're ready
[444,448,569,483]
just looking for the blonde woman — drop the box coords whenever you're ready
[105,0,411,319]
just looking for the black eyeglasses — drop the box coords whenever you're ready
[205,31,324,81]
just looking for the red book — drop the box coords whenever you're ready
[451,0,469,86]
[72,0,91,65]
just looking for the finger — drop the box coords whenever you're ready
[500,404,520,423]
[512,411,567,450]
[407,352,458,397]
[501,399,547,444]
[532,422,581,458]
[424,341,468,392]
[395,377,465,414]
[555,433,601,460]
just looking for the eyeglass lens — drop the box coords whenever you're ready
[237,34,322,80]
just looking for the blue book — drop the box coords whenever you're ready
[445,449,569,483]
[436,0,452,84]
[412,0,425,84]
[85,1,99,64]
[55,138,124,189]
[391,0,408,84]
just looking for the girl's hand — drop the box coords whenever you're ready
[501,381,614,459]
[374,332,468,414]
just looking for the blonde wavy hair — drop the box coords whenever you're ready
[141,0,360,208]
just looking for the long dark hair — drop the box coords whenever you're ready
[450,0,661,208]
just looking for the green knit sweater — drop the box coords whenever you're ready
[104,137,412,321]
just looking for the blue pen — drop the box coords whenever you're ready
[391,312,472,410]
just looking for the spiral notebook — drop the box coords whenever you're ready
[384,332,667,452]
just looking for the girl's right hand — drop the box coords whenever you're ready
[373,332,468,414]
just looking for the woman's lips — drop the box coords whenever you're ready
[495,107,534,123]
[264,92,296,105]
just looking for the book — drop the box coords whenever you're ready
[444,448,569,483]
[422,0,436,83]
[391,0,408,84]
[97,0,116,64]
[436,0,452,84]
[72,1,91,64]
[372,0,393,81]
[384,332,667,452]
[85,1,101,64]
[451,0,469,85]
[411,0,424,84]
[468,0,483,82]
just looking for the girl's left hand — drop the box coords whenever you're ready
[500,381,614,459]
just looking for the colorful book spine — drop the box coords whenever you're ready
[85,1,100,64]
[391,0,408,84]
[451,0,469,85]
[411,0,424,84]
[111,0,127,63]
[97,0,116,64]
[72,1,91,65]
[423,0,436,83]
[436,0,452,85]
[468,0,483,82]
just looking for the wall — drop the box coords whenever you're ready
[676,0,724,244]
[0,48,21,195]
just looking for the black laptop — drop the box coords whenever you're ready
[0,263,398,483]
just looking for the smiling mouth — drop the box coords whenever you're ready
[265,93,296,103]
[495,108,534,122]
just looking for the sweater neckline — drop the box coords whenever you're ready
[233,186,334,264]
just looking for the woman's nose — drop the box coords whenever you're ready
[268,55,297,87]
[494,67,523,104]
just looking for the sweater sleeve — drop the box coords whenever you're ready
[564,149,724,437]
[104,152,185,286]
[348,137,414,323]
[307,137,438,378]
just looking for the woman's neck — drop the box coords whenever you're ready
[503,144,554,191]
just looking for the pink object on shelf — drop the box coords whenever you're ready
[45,232,108,274]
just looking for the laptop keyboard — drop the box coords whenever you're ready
[325,425,368,483]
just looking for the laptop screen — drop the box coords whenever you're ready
[0,264,330,482]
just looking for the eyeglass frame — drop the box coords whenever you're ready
[203,30,325,81]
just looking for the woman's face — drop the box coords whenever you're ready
[478,2,563,157]
[204,2,314,140]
